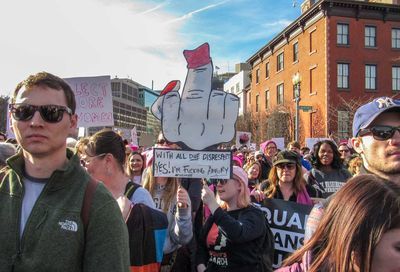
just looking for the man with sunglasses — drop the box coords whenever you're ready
[305,96,400,241]
[0,72,129,271]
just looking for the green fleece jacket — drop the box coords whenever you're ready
[0,149,130,272]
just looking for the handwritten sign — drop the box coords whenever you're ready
[153,148,232,179]
[131,127,138,146]
[64,76,114,127]
[259,199,312,269]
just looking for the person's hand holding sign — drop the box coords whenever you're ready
[151,43,239,150]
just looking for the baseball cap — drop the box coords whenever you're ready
[273,151,300,166]
[353,97,400,137]
[255,150,263,157]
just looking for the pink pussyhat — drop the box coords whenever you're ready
[183,42,212,69]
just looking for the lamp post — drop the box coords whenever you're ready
[292,72,302,142]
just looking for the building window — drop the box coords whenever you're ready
[236,83,240,94]
[310,31,316,53]
[337,23,349,45]
[392,28,400,49]
[393,67,400,92]
[277,83,284,105]
[337,63,349,89]
[365,65,377,90]
[256,68,260,84]
[265,62,270,78]
[277,52,284,71]
[365,26,376,47]
[310,67,316,94]
[265,89,270,109]
[255,94,259,112]
[293,42,299,62]
[338,111,350,139]
[248,91,251,104]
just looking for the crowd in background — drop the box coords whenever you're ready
[0,71,399,272]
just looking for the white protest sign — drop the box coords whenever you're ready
[305,137,330,149]
[153,148,232,179]
[272,137,285,151]
[64,76,114,127]
[6,105,15,139]
[131,127,138,146]
[236,131,251,148]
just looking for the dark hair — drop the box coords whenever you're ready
[283,174,400,271]
[85,129,126,171]
[312,140,342,169]
[12,72,76,114]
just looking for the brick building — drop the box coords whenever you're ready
[247,0,400,144]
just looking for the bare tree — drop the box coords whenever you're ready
[328,95,372,141]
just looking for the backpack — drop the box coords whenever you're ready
[124,181,168,271]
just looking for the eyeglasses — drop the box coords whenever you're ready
[9,103,72,123]
[80,153,107,167]
[276,163,296,170]
[358,125,400,141]
[339,149,350,153]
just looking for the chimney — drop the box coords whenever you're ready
[301,0,316,14]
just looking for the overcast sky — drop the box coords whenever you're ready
[0,0,300,96]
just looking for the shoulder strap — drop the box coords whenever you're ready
[124,181,141,200]
[81,177,99,231]
[307,170,326,193]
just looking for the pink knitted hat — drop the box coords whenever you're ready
[232,166,248,187]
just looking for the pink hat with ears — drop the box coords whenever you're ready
[232,156,243,168]
[232,166,248,188]
[260,140,277,153]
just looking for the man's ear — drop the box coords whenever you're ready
[351,137,363,154]
[69,114,78,130]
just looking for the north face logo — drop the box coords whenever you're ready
[59,220,78,232]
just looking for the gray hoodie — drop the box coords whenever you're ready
[153,184,193,254]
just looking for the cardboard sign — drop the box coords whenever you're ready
[259,199,312,269]
[271,137,285,151]
[153,148,232,179]
[151,43,239,151]
[6,105,15,139]
[64,76,114,127]
[305,138,330,149]
[131,126,138,146]
[236,131,251,148]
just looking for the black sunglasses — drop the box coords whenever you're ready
[9,104,72,123]
[157,139,172,145]
[214,179,229,185]
[359,125,400,141]
[276,163,296,170]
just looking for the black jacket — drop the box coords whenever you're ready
[196,206,267,272]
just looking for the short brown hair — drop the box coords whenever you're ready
[287,141,301,149]
[12,72,76,113]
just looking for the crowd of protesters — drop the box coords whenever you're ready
[0,71,399,272]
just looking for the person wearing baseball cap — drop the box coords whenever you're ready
[304,96,400,241]
[254,151,320,205]
[351,96,400,182]
[198,166,272,271]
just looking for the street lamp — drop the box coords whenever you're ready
[292,72,302,142]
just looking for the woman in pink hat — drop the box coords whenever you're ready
[196,166,272,272]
